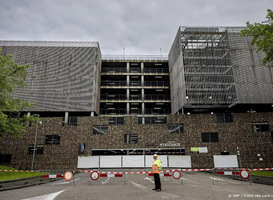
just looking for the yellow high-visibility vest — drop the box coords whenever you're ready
[152,159,162,174]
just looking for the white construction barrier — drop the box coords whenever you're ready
[123,155,144,168]
[213,155,238,168]
[77,155,191,168]
[169,155,192,168]
[77,156,99,168]
[100,156,122,168]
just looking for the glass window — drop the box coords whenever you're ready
[124,134,138,144]
[202,132,219,142]
[252,123,270,132]
[62,116,77,126]
[93,126,108,135]
[0,154,12,164]
[216,113,233,123]
[168,125,184,134]
[144,117,167,124]
[108,117,124,125]
[28,145,44,154]
[45,135,60,145]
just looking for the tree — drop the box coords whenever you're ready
[0,49,39,138]
[240,9,273,66]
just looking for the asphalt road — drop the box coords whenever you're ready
[0,170,273,200]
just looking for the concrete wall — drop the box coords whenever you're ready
[0,113,272,169]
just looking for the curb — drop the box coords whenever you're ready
[0,176,58,192]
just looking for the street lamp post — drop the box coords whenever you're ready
[31,121,42,170]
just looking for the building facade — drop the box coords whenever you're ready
[0,27,273,169]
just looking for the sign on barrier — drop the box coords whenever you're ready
[172,171,181,179]
[240,170,250,179]
[64,171,73,181]
[90,171,99,181]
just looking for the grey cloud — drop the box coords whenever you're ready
[0,0,272,55]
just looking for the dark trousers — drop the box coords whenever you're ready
[154,173,161,189]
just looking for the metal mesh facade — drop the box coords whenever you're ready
[0,41,101,113]
[181,27,236,105]
[169,26,273,114]
[227,28,273,104]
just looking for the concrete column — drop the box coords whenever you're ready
[141,62,144,73]
[64,112,69,124]
[127,103,130,115]
[127,74,130,87]
[142,102,145,115]
[27,112,31,126]
[90,112,94,117]
[127,62,130,73]
[127,89,130,100]
[142,89,144,101]
[142,116,145,124]
[141,75,144,87]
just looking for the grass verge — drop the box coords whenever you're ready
[251,171,273,177]
[0,165,48,181]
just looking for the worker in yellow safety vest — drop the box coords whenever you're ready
[152,154,162,192]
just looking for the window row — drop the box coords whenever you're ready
[92,124,184,135]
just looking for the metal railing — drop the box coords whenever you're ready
[100,94,170,101]
[101,81,170,87]
[102,55,168,61]
[101,68,169,74]
[100,109,171,115]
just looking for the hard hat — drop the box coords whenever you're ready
[153,154,158,157]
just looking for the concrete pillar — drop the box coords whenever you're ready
[27,112,31,126]
[127,103,130,115]
[141,75,144,87]
[127,62,130,73]
[127,74,130,87]
[127,89,130,100]
[142,102,145,115]
[90,112,94,117]
[64,112,69,124]
[141,62,144,73]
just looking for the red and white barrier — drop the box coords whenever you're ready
[216,171,240,175]
[41,174,64,179]
[99,173,123,178]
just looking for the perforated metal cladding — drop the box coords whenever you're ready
[227,29,273,104]
[0,43,101,113]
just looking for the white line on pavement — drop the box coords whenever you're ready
[130,180,181,199]
[144,177,154,183]
[101,177,110,184]
[52,178,80,185]
[21,189,67,200]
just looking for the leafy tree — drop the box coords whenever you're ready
[0,49,39,138]
[240,9,273,66]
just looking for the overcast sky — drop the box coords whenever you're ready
[0,0,272,55]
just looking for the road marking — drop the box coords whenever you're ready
[210,177,241,185]
[144,177,154,183]
[21,189,67,200]
[130,180,181,199]
[101,177,110,184]
[52,178,80,185]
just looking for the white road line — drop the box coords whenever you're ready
[21,189,67,200]
[52,178,80,185]
[144,177,154,183]
[130,180,181,199]
[101,177,110,184]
